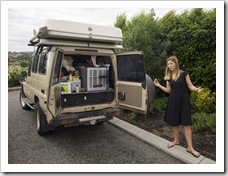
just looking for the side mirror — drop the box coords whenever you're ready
[21,71,27,77]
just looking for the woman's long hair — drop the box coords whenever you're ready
[164,56,181,81]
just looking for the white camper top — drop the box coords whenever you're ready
[29,20,123,49]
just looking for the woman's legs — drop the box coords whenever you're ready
[172,126,180,144]
[184,126,200,156]
[167,126,180,147]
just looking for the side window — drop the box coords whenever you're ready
[38,54,48,75]
[52,50,63,84]
[27,60,32,77]
[117,54,145,83]
[31,55,39,73]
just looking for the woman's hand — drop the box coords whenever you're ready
[154,79,160,87]
[197,86,202,93]
[154,79,170,93]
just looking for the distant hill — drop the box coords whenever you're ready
[8,51,33,62]
[8,51,34,55]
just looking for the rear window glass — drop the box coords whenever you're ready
[117,54,145,82]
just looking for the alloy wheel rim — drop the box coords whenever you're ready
[20,94,26,107]
[36,110,40,130]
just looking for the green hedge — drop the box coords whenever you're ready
[150,97,168,113]
[192,113,216,135]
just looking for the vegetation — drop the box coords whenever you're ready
[20,61,29,68]
[150,97,168,113]
[130,111,140,120]
[8,52,31,87]
[192,113,216,135]
[8,67,27,87]
[114,8,216,134]
[8,52,32,62]
[115,8,216,93]
[191,88,216,114]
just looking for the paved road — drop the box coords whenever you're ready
[8,90,183,164]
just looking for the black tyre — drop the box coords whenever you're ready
[95,121,104,125]
[19,91,31,110]
[146,74,155,105]
[36,102,55,135]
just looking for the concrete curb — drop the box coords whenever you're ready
[108,117,216,164]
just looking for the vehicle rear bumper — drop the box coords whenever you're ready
[51,108,121,126]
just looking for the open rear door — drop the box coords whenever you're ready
[116,52,148,114]
[47,49,63,120]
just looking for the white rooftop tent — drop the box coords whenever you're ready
[29,20,123,49]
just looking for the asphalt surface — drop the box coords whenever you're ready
[8,89,184,165]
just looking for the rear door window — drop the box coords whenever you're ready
[117,54,145,82]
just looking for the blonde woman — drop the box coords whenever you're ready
[154,56,202,158]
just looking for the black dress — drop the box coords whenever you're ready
[164,71,192,126]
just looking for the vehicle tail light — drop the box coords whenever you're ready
[112,110,121,117]
[61,118,74,125]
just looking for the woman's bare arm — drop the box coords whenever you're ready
[154,79,171,94]
[185,74,202,93]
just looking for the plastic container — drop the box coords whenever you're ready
[71,80,81,93]
[61,82,71,94]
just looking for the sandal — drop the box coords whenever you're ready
[167,142,179,148]
[186,150,200,158]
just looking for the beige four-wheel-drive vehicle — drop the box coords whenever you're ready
[19,19,155,135]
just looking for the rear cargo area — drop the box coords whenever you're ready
[59,54,115,108]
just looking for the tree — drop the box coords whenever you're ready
[114,12,127,31]
[115,10,166,81]
[114,8,216,96]
[158,8,216,91]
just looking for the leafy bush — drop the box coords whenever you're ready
[191,88,216,114]
[20,61,28,68]
[189,96,197,110]
[130,111,140,119]
[192,113,216,135]
[8,67,27,87]
[150,97,168,113]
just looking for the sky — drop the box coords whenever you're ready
[2,1,217,52]
[7,7,192,52]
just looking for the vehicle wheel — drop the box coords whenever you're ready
[36,102,55,135]
[146,74,155,105]
[95,121,104,125]
[19,91,31,110]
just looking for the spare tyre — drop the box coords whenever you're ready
[146,74,155,106]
